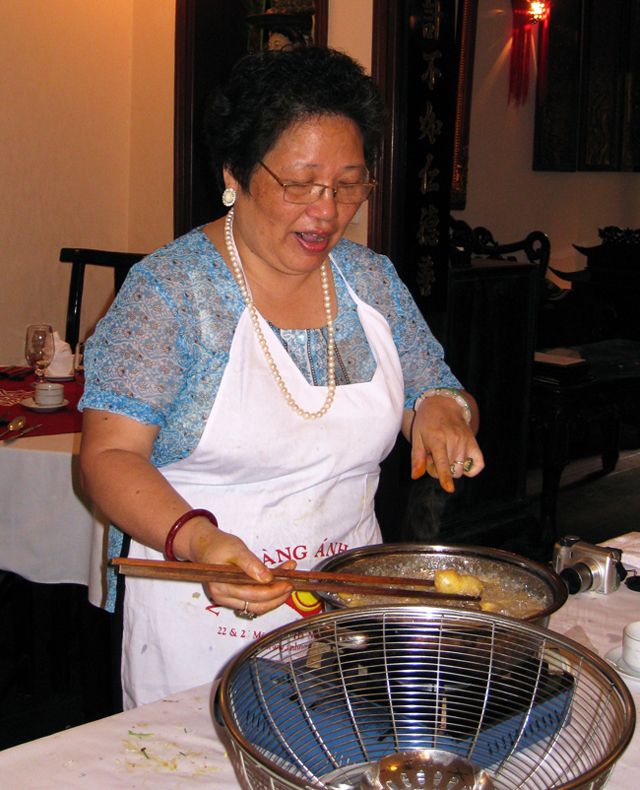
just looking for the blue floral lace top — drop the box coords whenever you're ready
[79,227,461,609]
[80,227,460,444]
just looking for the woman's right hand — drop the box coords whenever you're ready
[179,512,294,615]
[80,409,294,617]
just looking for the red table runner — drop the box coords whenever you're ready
[0,370,83,436]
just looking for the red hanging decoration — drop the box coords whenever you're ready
[509,0,551,106]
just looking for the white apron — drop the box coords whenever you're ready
[121,261,404,708]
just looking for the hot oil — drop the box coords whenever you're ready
[328,556,551,620]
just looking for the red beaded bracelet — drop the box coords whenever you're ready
[164,509,218,562]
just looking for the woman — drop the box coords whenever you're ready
[79,47,484,709]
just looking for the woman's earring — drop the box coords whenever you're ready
[222,188,236,208]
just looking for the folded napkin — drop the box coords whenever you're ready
[599,532,640,570]
[47,331,74,378]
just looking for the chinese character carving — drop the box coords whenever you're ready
[417,205,440,247]
[421,50,442,91]
[422,0,443,40]
[417,255,437,297]
[418,101,442,144]
[418,153,440,194]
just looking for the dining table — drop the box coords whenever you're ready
[0,368,108,605]
[0,557,637,789]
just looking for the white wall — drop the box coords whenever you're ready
[0,0,369,363]
[4,0,634,365]
[128,0,175,253]
[0,0,174,363]
[453,0,640,281]
[1,2,132,362]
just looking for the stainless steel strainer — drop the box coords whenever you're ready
[216,606,635,790]
[359,749,495,790]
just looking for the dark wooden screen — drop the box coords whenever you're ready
[534,0,640,172]
[174,0,328,239]
[370,0,459,314]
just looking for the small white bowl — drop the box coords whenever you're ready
[623,620,640,673]
[34,382,65,407]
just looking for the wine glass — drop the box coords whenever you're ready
[25,324,55,385]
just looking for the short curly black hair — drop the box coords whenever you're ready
[204,46,387,193]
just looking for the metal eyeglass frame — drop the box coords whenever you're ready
[259,161,377,205]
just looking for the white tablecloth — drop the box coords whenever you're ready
[0,433,109,604]
[549,584,639,785]
[0,685,238,789]
[0,583,637,789]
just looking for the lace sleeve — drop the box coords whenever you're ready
[81,260,191,426]
[79,229,244,466]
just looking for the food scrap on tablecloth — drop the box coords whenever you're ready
[120,724,224,776]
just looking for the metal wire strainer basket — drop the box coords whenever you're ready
[217,606,635,790]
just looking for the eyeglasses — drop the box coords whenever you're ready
[260,161,377,205]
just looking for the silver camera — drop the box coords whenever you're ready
[553,535,626,595]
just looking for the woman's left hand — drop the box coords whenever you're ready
[404,390,484,493]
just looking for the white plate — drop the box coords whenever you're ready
[45,374,74,382]
[605,646,640,682]
[21,397,69,413]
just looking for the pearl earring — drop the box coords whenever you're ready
[222,188,236,208]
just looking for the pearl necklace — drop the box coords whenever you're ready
[224,208,336,420]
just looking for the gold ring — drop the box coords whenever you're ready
[235,601,257,621]
[463,457,474,473]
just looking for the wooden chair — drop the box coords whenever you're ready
[60,247,146,350]
[553,226,640,343]
[377,220,549,555]
[449,224,640,545]
[449,219,551,278]
[449,220,576,351]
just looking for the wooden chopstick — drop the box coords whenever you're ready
[111,558,480,602]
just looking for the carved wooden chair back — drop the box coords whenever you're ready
[60,247,146,350]
[449,219,551,278]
